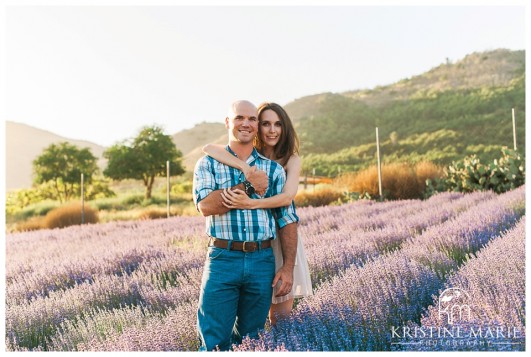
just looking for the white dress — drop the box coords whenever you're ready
[271,234,313,304]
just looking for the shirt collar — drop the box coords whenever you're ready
[226,145,268,164]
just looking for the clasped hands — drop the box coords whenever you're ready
[220,166,268,209]
[243,166,268,195]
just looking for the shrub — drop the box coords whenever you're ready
[428,147,525,195]
[171,181,193,195]
[139,208,169,220]
[122,194,145,206]
[380,163,420,200]
[294,186,345,207]
[14,217,45,232]
[414,161,444,188]
[43,202,99,229]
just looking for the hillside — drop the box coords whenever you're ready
[172,122,226,156]
[284,49,524,118]
[182,133,228,171]
[5,122,106,190]
[284,49,526,175]
[342,49,524,107]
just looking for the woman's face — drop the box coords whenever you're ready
[259,109,282,148]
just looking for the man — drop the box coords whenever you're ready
[193,100,298,351]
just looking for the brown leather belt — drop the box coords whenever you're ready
[209,238,272,252]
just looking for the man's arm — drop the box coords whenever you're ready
[197,167,269,216]
[271,222,297,297]
[198,182,245,216]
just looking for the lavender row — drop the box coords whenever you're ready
[395,217,525,351]
[52,302,199,351]
[6,217,207,304]
[400,185,525,276]
[303,190,496,284]
[298,191,467,235]
[5,250,204,350]
[234,187,524,351]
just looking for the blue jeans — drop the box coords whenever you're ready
[197,245,275,351]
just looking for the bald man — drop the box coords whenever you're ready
[193,100,298,351]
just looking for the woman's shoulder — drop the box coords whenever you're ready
[285,154,301,172]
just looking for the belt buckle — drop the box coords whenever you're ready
[242,241,255,253]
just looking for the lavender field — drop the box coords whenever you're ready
[5,186,525,351]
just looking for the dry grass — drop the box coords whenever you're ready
[139,208,170,220]
[43,202,99,229]
[415,161,444,187]
[294,186,344,207]
[13,217,45,232]
[335,161,443,200]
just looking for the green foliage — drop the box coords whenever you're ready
[83,177,116,200]
[6,200,60,224]
[298,73,525,176]
[6,177,115,214]
[33,142,99,202]
[298,94,376,154]
[104,126,185,199]
[171,181,193,195]
[427,147,525,195]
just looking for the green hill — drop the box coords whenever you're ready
[172,121,226,155]
[282,49,525,176]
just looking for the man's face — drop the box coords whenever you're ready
[226,102,258,144]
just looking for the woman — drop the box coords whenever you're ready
[202,102,313,325]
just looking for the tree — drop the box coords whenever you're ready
[103,125,185,199]
[33,142,99,203]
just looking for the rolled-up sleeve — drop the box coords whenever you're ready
[270,166,299,228]
[193,157,215,209]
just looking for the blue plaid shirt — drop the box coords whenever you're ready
[193,146,299,241]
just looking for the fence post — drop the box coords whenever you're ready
[376,127,383,199]
[166,160,170,218]
[81,173,85,224]
[312,168,316,192]
[512,108,517,151]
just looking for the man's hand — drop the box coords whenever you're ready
[245,166,268,196]
[272,265,294,297]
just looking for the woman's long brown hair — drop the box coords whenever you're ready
[255,102,299,167]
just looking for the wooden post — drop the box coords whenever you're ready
[512,108,517,151]
[376,127,383,198]
[312,168,316,192]
[166,160,170,218]
[81,173,85,224]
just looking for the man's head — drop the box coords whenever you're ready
[226,100,258,145]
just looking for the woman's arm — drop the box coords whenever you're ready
[220,155,302,210]
[202,144,252,178]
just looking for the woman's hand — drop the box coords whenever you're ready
[221,188,255,210]
[241,163,253,181]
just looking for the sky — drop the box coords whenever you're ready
[3,1,527,147]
